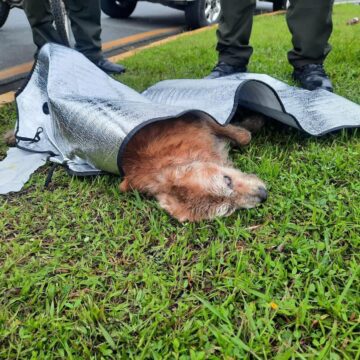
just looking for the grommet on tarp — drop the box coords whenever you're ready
[42,102,50,115]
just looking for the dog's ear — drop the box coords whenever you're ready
[156,193,190,222]
[119,178,130,192]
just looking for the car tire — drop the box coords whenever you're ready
[273,0,287,11]
[0,2,10,28]
[101,0,137,19]
[185,0,221,29]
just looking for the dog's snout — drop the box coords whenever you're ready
[258,186,268,203]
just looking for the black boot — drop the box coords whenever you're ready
[205,61,247,79]
[94,58,126,75]
[292,64,333,92]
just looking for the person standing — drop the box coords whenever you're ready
[206,0,334,92]
[23,0,125,74]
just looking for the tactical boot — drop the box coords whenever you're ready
[292,64,333,92]
[205,61,247,79]
[94,58,126,75]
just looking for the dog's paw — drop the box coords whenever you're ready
[225,125,252,146]
[3,130,16,147]
[236,128,252,146]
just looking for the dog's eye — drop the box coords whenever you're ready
[224,175,233,189]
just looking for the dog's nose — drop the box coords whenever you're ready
[258,186,268,203]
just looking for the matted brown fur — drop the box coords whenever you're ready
[120,116,267,222]
[3,130,16,147]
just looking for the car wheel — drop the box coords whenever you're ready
[0,2,10,28]
[185,0,221,29]
[101,0,137,19]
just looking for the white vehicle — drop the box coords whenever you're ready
[101,0,287,29]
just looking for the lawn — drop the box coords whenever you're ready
[0,4,359,359]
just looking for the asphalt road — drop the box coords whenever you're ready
[0,2,187,70]
[0,0,356,72]
[0,1,277,72]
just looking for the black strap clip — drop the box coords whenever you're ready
[30,127,44,143]
[16,126,44,144]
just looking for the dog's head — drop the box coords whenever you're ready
[121,161,267,222]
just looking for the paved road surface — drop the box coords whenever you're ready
[0,1,277,72]
[0,0,357,72]
[0,2,186,70]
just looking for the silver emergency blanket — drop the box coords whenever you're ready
[0,149,47,194]
[1,43,359,194]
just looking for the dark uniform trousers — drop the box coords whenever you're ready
[23,0,102,62]
[216,0,334,69]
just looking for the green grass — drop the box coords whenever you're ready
[1,4,359,359]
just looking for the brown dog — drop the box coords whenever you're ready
[120,115,267,222]
[4,115,267,222]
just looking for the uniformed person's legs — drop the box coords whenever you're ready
[65,0,125,73]
[23,0,125,74]
[23,0,63,49]
[287,0,333,68]
[287,0,334,91]
[65,0,102,62]
[206,0,256,78]
[217,0,256,67]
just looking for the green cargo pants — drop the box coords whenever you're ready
[216,0,334,69]
[23,0,103,62]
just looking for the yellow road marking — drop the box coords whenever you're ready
[0,62,34,82]
[0,10,285,107]
[102,27,180,51]
[261,10,286,16]
[0,27,180,82]
[109,25,214,63]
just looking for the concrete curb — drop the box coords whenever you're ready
[0,91,15,106]
[108,25,215,63]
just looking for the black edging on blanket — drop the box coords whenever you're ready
[14,43,355,181]
[116,79,301,177]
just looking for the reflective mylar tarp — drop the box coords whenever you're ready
[1,43,359,194]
